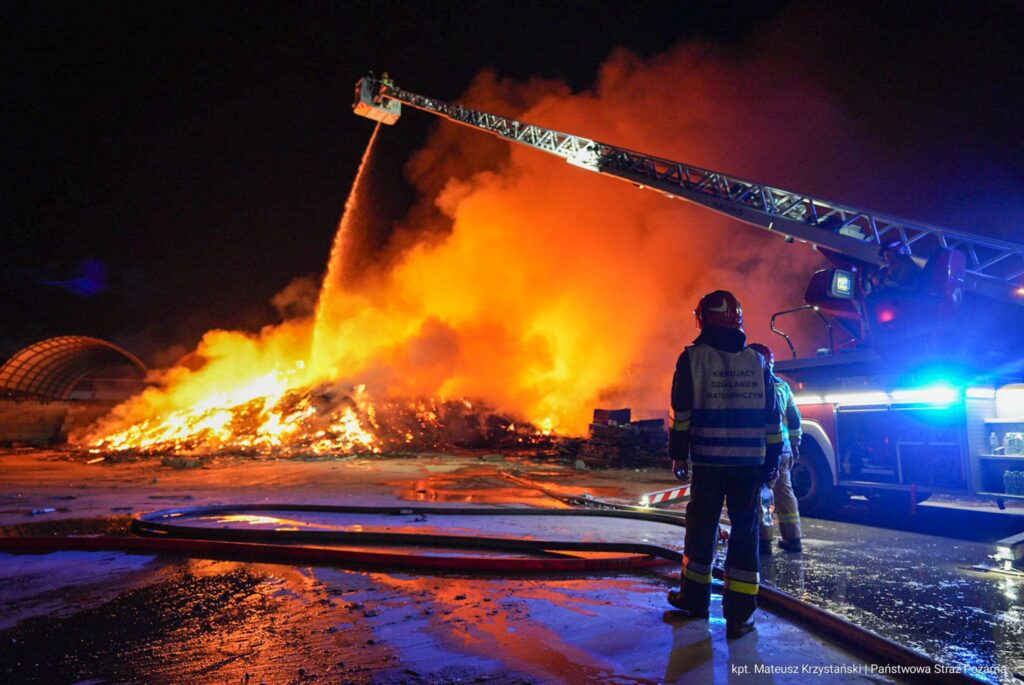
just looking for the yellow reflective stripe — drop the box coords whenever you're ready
[765,432,783,444]
[670,409,691,421]
[672,419,691,431]
[724,578,759,595]
[788,429,802,439]
[685,568,712,584]
[778,513,801,522]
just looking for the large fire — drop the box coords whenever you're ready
[78,45,838,455]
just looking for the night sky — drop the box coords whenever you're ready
[4,1,1022,363]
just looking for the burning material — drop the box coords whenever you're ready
[78,124,391,456]
[88,379,380,455]
[85,380,542,456]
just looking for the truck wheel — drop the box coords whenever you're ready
[791,439,840,516]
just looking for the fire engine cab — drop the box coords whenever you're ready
[774,258,1024,514]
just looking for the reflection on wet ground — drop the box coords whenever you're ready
[384,463,626,506]
[190,510,685,549]
[504,467,1024,684]
[170,464,1024,683]
[758,519,1024,684]
[0,553,886,684]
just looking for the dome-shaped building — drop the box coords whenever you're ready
[0,336,146,445]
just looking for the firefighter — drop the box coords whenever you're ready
[373,71,395,105]
[869,241,920,292]
[749,343,803,553]
[667,290,784,639]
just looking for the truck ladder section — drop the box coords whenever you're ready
[375,79,1024,304]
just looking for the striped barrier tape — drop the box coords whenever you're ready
[639,483,690,507]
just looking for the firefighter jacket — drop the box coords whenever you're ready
[775,376,802,455]
[669,328,784,468]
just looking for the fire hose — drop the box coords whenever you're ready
[0,501,986,684]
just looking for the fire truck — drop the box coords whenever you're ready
[353,74,1024,515]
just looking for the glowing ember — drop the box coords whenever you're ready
[88,376,381,455]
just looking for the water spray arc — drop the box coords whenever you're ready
[311,121,383,376]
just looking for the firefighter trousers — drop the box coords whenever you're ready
[760,453,802,541]
[680,464,762,624]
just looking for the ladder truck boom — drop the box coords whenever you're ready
[354,74,1024,304]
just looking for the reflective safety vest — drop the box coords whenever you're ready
[686,344,774,466]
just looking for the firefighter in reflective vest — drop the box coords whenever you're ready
[749,343,803,553]
[667,290,784,639]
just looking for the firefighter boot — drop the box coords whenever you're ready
[778,538,803,553]
[667,588,710,618]
[726,617,756,639]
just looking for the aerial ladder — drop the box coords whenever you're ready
[354,74,1024,305]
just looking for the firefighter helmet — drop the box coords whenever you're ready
[748,342,774,367]
[695,290,743,330]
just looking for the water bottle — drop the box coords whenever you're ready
[1005,432,1024,456]
[1005,470,1022,496]
[990,432,1000,454]
[761,486,774,527]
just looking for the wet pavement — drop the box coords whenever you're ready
[1,449,1022,683]
[759,518,1024,684]
[0,551,891,684]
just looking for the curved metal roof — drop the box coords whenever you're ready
[0,336,146,400]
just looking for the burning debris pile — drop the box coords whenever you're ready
[84,380,378,456]
[83,380,548,457]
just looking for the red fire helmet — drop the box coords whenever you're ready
[694,290,743,330]
[748,342,774,367]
